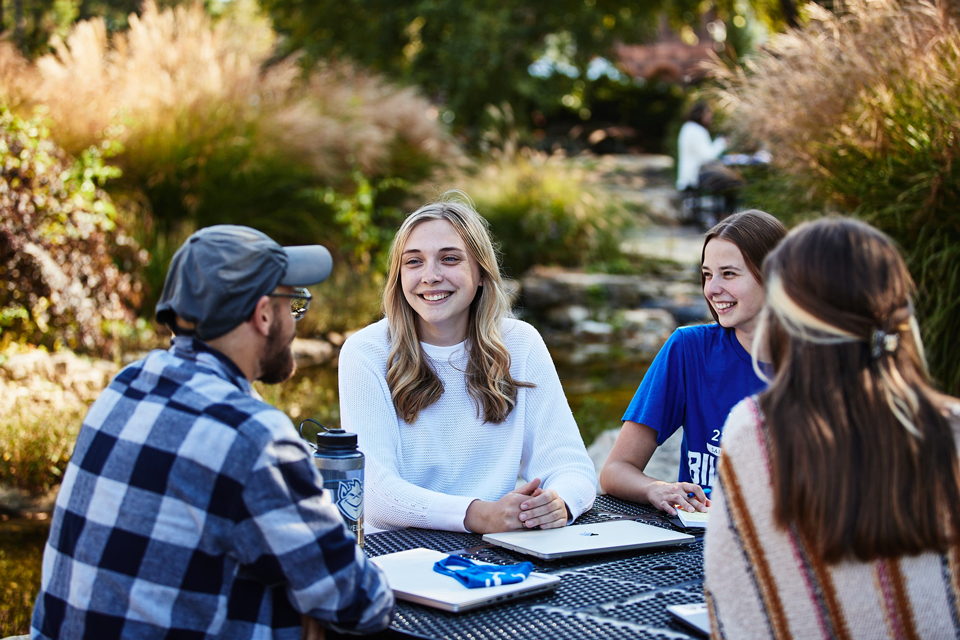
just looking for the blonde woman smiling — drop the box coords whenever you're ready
[338,192,597,533]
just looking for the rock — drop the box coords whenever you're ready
[657,282,699,300]
[587,428,621,479]
[545,305,591,328]
[561,343,614,366]
[520,268,663,309]
[502,277,521,308]
[619,224,706,266]
[637,185,684,224]
[645,428,685,481]
[620,308,677,334]
[575,320,614,337]
[292,338,336,367]
[642,297,711,325]
[519,266,704,313]
[617,308,677,360]
[539,307,679,366]
[0,483,57,517]
[1,351,53,381]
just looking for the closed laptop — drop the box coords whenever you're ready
[482,519,694,560]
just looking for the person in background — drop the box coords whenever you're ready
[676,101,746,226]
[704,217,960,638]
[31,225,393,640]
[676,101,727,193]
[600,210,786,515]
[338,191,597,534]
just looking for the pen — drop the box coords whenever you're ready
[687,487,711,498]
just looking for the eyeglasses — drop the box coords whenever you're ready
[268,287,312,321]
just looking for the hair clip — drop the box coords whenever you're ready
[871,328,899,358]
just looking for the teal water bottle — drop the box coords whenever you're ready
[301,419,364,547]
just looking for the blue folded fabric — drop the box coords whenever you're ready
[433,555,533,589]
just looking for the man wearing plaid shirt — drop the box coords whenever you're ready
[31,226,394,639]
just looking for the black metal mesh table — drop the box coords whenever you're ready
[363,495,707,640]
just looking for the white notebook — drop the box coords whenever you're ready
[482,519,694,560]
[676,509,709,529]
[372,548,561,613]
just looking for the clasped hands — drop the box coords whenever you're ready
[463,477,568,534]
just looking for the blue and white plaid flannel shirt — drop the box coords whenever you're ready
[31,336,393,639]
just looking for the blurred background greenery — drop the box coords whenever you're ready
[0,0,797,355]
[4,0,960,633]
[3,0,959,518]
[2,0,958,502]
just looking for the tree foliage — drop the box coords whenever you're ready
[3,0,229,56]
[259,0,672,132]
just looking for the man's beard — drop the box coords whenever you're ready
[259,315,296,384]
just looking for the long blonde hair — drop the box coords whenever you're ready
[383,191,532,424]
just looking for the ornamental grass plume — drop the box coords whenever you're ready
[28,1,456,176]
[8,1,457,237]
[707,0,960,393]
[710,0,959,194]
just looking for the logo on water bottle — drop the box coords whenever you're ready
[336,478,363,521]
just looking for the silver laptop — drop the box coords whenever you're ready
[482,520,694,560]
[667,602,710,636]
[372,548,561,613]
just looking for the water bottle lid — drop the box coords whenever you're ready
[316,429,358,450]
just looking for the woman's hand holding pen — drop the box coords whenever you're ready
[645,481,710,516]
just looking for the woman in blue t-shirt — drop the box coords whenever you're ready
[599,210,786,515]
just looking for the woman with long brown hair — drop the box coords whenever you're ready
[704,217,960,637]
[601,210,786,515]
[338,191,597,533]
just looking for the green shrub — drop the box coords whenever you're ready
[460,150,629,278]
[258,0,669,137]
[710,0,960,394]
[0,108,144,358]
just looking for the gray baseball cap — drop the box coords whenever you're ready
[156,225,333,340]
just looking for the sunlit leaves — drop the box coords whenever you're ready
[0,108,143,357]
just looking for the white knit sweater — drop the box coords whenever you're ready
[338,318,598,532]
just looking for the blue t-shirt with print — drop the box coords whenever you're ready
[622,323,766,491]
